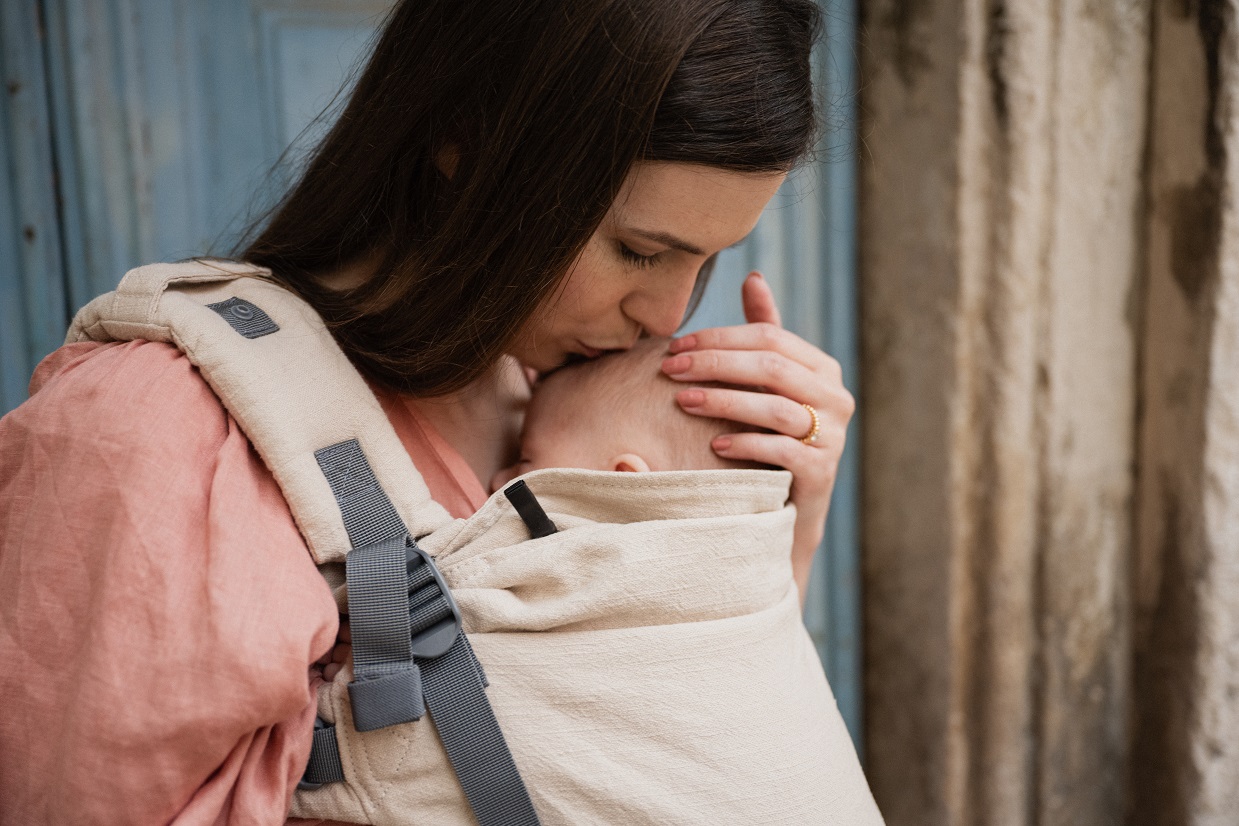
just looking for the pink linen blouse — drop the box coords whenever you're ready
[0,340,489,824]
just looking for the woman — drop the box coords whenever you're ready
[0,0,855,822]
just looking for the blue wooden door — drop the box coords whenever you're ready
[0,0,861,747]
[1,0,388,410]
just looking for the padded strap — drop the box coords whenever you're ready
[68,262,455,565]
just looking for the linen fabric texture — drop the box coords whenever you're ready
[68,262,884,825]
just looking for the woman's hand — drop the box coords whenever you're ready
[661,272,855,603]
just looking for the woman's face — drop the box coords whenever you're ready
[508,162,786,372]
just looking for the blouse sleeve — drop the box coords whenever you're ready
[0,340,339,825]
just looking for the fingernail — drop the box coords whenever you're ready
[713,436,732,451]
[678,389,705,407]
[662,355,691,374]
[669,335,697,353]
[749,271,765,281]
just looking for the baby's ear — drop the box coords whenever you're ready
[610,453,651,473]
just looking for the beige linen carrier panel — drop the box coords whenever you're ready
[69,261,884,826]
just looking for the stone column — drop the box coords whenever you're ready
[859,0,1150,823]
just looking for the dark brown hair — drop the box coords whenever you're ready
[241,0,821,396]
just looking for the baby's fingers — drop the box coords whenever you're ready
[323,641,353,683]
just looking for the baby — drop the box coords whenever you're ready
[490,337,762,492]
[321,338,763,682]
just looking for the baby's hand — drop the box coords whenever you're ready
[316,619,352,682]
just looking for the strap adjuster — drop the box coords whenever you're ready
[344,536,463,732]
[405,540,461,659]
[299,717,344,790]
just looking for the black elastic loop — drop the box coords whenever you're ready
[503,480,558,538]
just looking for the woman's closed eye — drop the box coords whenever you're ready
[618,242,661,269]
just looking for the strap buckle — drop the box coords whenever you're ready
[405,540,462,659]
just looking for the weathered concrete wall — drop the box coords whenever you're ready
[858,3,963,822]
[1130,2,1239,824]
[859,0,1152,823]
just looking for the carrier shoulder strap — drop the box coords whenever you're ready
[69,261,541,825]
[69,259,452,562]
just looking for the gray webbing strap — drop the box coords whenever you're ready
[317,439,424,730]
[301,722,346,787]
[423,632,540,825]
[345,535,425,730]
[309,439,541,825]
[315,439,408,546]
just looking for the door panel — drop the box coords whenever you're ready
[38,0,388,305]
[0,0,68,413]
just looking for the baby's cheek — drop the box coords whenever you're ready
[490,463,525,493]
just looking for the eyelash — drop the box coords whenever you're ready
[618,243,660,269]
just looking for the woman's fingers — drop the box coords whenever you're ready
[669,323,839,379]
[713,417,848,469]
[741,271,782,326]
[715,431,839,532]
[661,348,813,393]
[662,348,846,410]
[676,386,849,441]
[678,270,853,604]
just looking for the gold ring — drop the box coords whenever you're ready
[799,403,820,444]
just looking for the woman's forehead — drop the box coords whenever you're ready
[608,162,786,250]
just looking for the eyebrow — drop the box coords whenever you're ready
[629,228,706,257]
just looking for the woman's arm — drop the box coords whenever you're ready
[0,341,338,825]
[660,273,856,603]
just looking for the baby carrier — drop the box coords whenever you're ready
[69,260,883,825]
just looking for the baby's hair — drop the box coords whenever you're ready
[546,338,769,471]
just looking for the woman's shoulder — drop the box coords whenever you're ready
[14,339,231,454]
[0,339,336,824]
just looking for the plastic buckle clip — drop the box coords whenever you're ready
[406,540,462,660]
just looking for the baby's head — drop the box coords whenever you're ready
[492,338,760,490]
